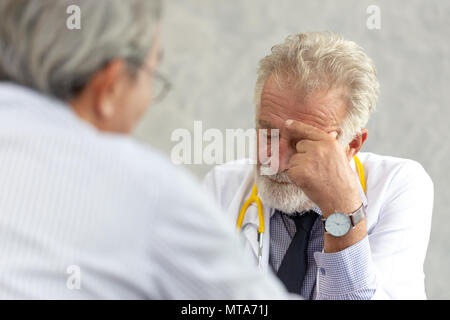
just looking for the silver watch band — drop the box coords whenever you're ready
[349,204,366,227]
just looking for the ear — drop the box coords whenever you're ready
[90,59,129,120]
[346,128,368,160]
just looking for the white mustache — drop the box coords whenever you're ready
[267,171,294,184]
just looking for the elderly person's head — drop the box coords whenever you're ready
[0,0,162,133]
[255,32,379,213]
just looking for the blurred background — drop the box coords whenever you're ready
[133,0,450,299]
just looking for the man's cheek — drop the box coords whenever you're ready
[257,138,270,164]
[258,131,280,175]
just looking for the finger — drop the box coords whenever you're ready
[286,164,309,187]
[284,119,328,142]
[295,139,315,153]
[288,152,306,168]
[328,131,338,140]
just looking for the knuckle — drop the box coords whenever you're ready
[313,143,324,157]
[289,153,301,166]
[326,139,337,148]
[302,163,314,178]
[287,168,305,186]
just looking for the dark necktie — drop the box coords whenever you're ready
[276,210,318,295]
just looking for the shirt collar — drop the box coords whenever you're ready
[0,82,98,133]
[270,205,322,218]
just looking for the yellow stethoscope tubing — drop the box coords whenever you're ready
[236,184,265,234]
[353,155,366,193]
[236,155,366,232]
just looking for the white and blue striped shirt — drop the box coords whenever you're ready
[0,83,293,299]
[270,208,375,299]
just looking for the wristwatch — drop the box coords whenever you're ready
[322,204,366,237]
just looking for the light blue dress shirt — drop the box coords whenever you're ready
[0,83,293,299]
[270,207,376,299]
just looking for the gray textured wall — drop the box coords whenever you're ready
[134,0,450,299]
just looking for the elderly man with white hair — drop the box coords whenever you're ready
[0,0,295,299]
[203,32,434,299]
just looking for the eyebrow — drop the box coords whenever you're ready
[257,119,277,129]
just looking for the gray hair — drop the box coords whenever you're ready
[0,0,162,100]
[255,32,380,144]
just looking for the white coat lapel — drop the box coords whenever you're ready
[260,200,272,272]
[352,155,368,208]
[239,183,273,271]
[226,168,261,264]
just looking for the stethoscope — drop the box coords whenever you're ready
[236,155,366,269]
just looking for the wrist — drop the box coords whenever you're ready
[324,219,367,252]
[321,200,362,218]
[321,204,367,252]
[319,188,362,218]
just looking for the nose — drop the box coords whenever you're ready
[258,132,295,174]
[277,137,296,173]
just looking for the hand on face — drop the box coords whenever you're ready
[283,119,362,217]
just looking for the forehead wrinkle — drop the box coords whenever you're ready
[259,98,295,130]
[260,90,294,110]
[295,111,334,129]
[260,95,345,133]
[259,75,347,132]
[303,100,340,123]
[307,89,347,120]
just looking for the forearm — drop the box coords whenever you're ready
[324,219,367,253]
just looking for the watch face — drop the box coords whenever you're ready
[325,212,352,237]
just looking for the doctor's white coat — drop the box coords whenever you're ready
[203,152,434,299]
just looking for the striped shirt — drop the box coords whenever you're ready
[270,207,376,299]
[0,83,293,299]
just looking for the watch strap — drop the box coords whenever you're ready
[349,204,365,227]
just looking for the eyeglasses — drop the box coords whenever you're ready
[148,69,172,104]
[127,60,172,104]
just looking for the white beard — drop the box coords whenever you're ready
[255,167,317,215]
